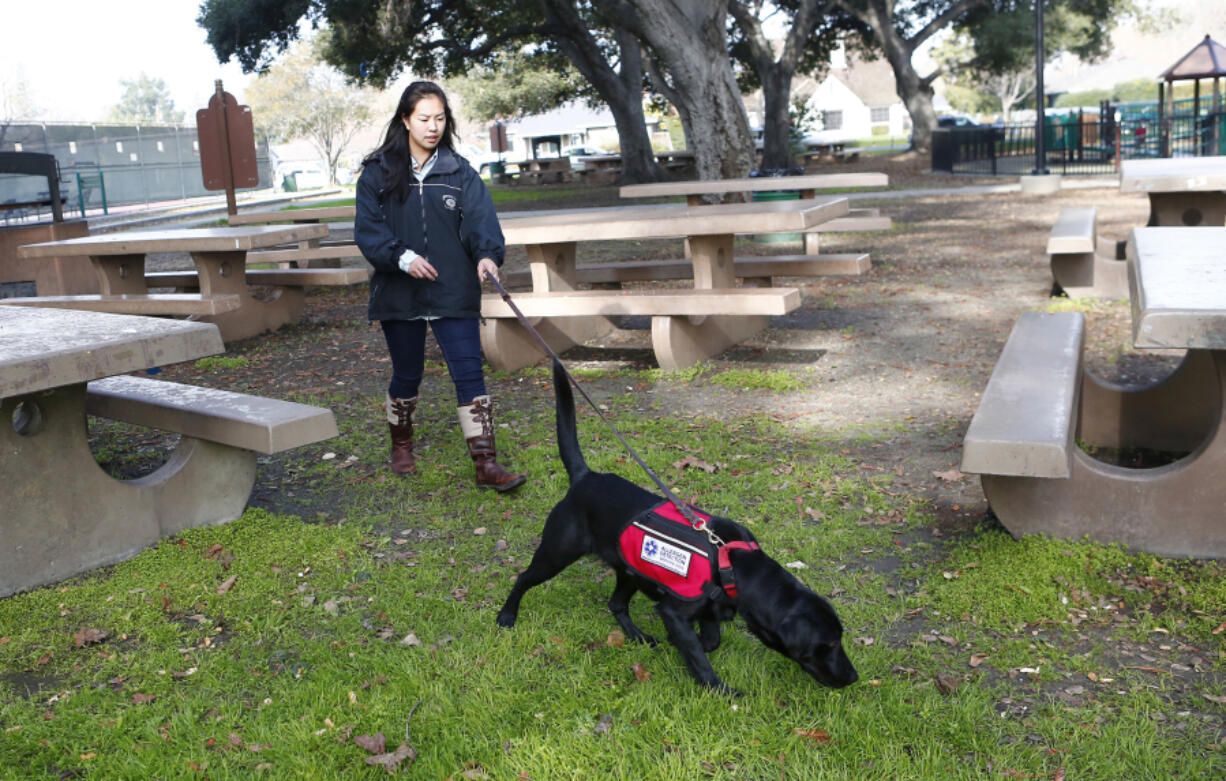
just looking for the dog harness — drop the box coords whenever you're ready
[617,501,760,602]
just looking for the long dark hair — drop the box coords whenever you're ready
[364,81,459,200]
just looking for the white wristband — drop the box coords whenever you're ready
[398,249,420,273]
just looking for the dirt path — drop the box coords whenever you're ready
[144,160,1167,536]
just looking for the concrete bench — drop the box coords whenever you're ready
[0,293,243,316]
[960,311,1085,479]
[1047,207,1127,299]
[501,254,870,288]
[86,374,339,456]
[146,267,370,291]
[481,286,800,318]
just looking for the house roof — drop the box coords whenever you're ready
[831,55,899,108]
[1160,35,1226,81]
[504,102,616,139]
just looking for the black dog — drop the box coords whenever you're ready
[496,360,858,693]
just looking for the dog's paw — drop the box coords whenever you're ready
[495,611,517,628]
[712,682,743,698]
[628,631,658,647]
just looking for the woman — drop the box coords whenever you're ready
[355,81,526,492]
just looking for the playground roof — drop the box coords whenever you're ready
[1160,35,1226,82]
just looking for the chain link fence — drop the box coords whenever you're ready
[1,121,272,222]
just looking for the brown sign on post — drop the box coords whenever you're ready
[196,80,258,215]
[489,121,508,154]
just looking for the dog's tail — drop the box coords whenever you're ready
[553,358,589,484]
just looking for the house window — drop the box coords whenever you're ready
[823,110,843,131]
[870,107,890,124]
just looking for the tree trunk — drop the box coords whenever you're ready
[603,0,754,181]
[758,65,796,171]
[538,1,666,183]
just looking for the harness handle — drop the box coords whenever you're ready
[485,271,725,547]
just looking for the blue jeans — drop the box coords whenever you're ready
[380,318,487,404]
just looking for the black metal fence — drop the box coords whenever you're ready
[933,107,1226,176]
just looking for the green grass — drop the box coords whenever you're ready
[194,355,251,372]
[3,401,1224,778]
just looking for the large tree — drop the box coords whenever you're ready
[107,73,185,124]
[244,37,378,184]
[728,0,864,170]
[596,0,754,180]
[833,0,1143,151]
[197,0,667,183]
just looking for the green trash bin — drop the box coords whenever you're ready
[751,188,801,244]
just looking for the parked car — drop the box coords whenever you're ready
[457,144,507,175]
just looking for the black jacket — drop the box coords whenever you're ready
[355,146,505,321]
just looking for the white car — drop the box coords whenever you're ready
[277,163,327,191]
[457,144,508,175]
[563,145,612,171]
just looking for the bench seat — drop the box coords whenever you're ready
[146,268,370,289]
[1046,207,1127,299]
[247,244,365,265]
[502,254,870,288]
[960,311,1085,479]
[227,206,354,225]
[0,293,242,316]
[481,287,800,318]
[86,375,339,455]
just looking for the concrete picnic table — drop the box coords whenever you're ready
[1119,155,1226,227]
[6,225,349,342]
[970,226,1226,558]
[619,173,890,256]
[482,196,849,371]
[0,306,339,596]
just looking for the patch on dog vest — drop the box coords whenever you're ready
[618,501,715,601]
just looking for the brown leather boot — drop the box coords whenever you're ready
[386,394,417,475]
[458,395,527,492]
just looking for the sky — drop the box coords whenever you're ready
[1,0,256,122]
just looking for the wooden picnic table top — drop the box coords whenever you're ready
[1129,227,1226,350]
[0,306,223,398]
[17,225,328,258]
[500,197,848,245]
[619,173,888,199]
[1119,156,1226,193]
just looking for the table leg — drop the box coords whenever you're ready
[981,349,1226,558]
[650,233,767,370]
[480,241,613,372]
[0,385,257,597]
[192,250,305,342]
[1147,192,1226,227]
[92,254,148,295]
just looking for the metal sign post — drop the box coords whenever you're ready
[196,80,258,216]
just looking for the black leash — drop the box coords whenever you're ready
[485,271,726,547]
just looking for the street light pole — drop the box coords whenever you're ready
[1034,0,1049,175]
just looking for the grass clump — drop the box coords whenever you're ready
[708,368,806,392]
[194,355,251,371]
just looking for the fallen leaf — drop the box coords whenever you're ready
[671,455,717,473]
[72,628,108,647]
[794,728,832,745]
[631,662,651,682]
[932,469,964,482]
[132,693,156,704]
[473,527,488,536]
[785,561,807,569]
[365,743,416,773]
[606,630,625,648]
[1204,694,1226,704]
[322,599,339,616]
[216,576,237,595]
[969,654,989,668]
[451,588,469,602]
[1212,621,1226,635]
[354,733,386,754]
[935,673,960,695]
[400,633,421,647]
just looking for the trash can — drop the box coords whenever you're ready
[749,168,804,244]
[282,173,298,192]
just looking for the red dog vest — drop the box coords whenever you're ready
[617,502,759,601]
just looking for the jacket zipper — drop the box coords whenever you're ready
[418,178,431,314]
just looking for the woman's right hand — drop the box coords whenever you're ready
[406,256,438,281]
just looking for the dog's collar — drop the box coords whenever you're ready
[714,541,760,601]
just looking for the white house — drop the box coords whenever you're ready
[801,47,911,144]
[498,102,666,159]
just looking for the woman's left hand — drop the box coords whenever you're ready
[476,258,499,283]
